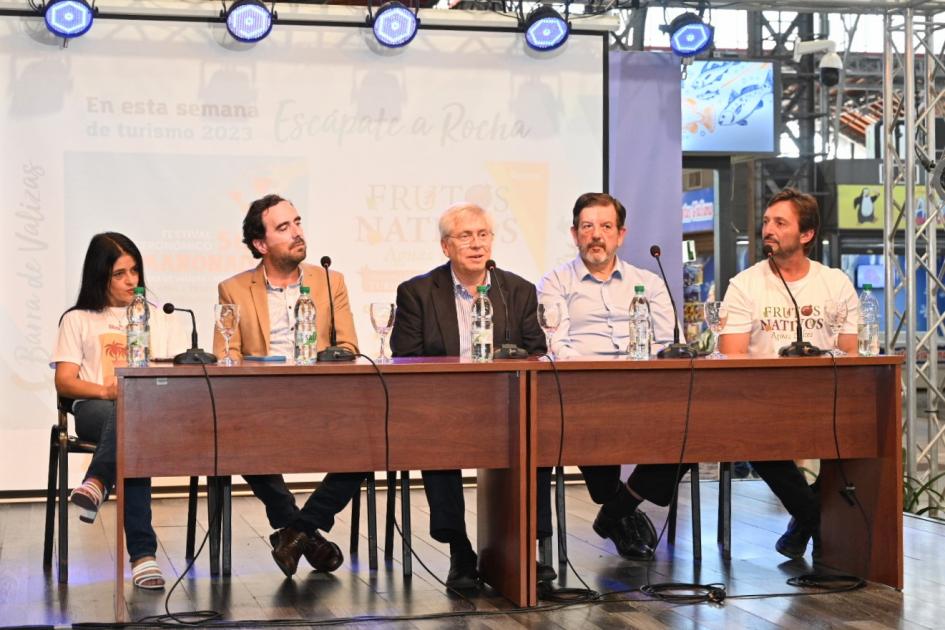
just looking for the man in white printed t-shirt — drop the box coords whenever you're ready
[719,187,859,561]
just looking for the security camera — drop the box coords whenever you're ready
[818,51,843,87]
[793,39,843,86]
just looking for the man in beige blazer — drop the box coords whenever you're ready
[213,194,360,578]
[214,213,357,362]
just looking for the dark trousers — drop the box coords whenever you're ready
[243,472,382,535]
[247,467,555,543]
[422,467,554,543]
[72,399,157,563]
[243,471,368,536]
[580,464,684,506]
[581,461,817,522]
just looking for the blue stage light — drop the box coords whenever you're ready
[523,6,569,52]
[44,0,95,39]
[666,12,714,58]
[225,0,274,43]
[372,2,418,48]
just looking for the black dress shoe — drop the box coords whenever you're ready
[270,527,310,577]
[592,507,654,560]
[629,510,658,548]
[446,551,479,589]
[302,530,344,573]
[775,517,818,560]
[536,561,557,583]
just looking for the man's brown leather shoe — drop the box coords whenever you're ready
[301,531,343,573]
[269,527,310,577]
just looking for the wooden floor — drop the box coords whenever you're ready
[2,478,944,628]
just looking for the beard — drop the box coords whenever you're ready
[580,241,612,267]
[272,242,307,271]
[765,237,802,258]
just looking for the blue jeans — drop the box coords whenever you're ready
[73,399,157,563]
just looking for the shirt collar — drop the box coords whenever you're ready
[574,256,623,283]
[262,265,303,291]
[450,266,491,298]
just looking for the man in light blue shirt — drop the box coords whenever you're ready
[537,192,687,560]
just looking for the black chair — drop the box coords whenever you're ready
[667,463,734,560]
[542,464,722,568]
[350,471,412,576]
[667,464,703,559]
[184,475,232,576]
[716,462,732,557]
[540,466,568,569]
[43,397,231,582]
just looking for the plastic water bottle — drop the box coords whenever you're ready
[858,284,881,357]
[628,285,652,360]
[294,286,317,365]
[126,287,150,368]
[471,285,493,362]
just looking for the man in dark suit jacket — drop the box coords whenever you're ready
[390,202,554,589]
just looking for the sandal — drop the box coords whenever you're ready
[132,559,165,590]
[69,479,106,524]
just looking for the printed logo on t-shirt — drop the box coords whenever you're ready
[759,304,825,343]
[99,332,127,380]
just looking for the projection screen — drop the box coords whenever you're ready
[1,17,605,491]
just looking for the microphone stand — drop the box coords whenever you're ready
[650,246,696,359]
[316,257,356,362]
[488,261,529,359]
[764,248,823,357]
[163,304,217,365]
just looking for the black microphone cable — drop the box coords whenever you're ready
[353,353,479,612]
[637,354,701,598]
[138,363,224,625]
[534,352,600,604]
[640,349,872,604]
[784,349,872,591]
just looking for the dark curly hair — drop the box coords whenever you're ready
[242,194,289,259]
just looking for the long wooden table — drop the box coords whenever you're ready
[530,355,904,591]
[114,358,531,620]
[115,355,903,618]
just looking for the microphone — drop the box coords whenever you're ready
[649,245,696,359]
[316,256,356,362]
[162,303,217,365]
[486,260,529,360]
[763,245,823,357]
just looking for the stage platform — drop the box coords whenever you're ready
[2,479,942,628]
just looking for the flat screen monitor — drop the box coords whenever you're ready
[856,264,885,289]
[681,59,779,156]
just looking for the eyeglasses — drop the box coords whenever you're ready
[448,230,494,246]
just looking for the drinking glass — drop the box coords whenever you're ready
[824,299,849,357]
[370,302,396,363]
[214,303,240,366]
[537,301,563,360]
[703,301,728,359]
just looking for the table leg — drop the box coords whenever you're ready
[819,456,903,588]
[819,364,902,589]
[114,474,126,621]
[476,371,531,607]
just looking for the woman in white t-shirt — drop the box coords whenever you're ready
[51,232,172,590]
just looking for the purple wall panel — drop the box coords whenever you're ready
[609,51,683,314]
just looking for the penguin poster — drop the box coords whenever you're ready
[854,187,880,224]
[836,184,930,229]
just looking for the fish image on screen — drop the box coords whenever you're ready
[681,60,778,155]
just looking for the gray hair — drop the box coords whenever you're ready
[438,202,494,240]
